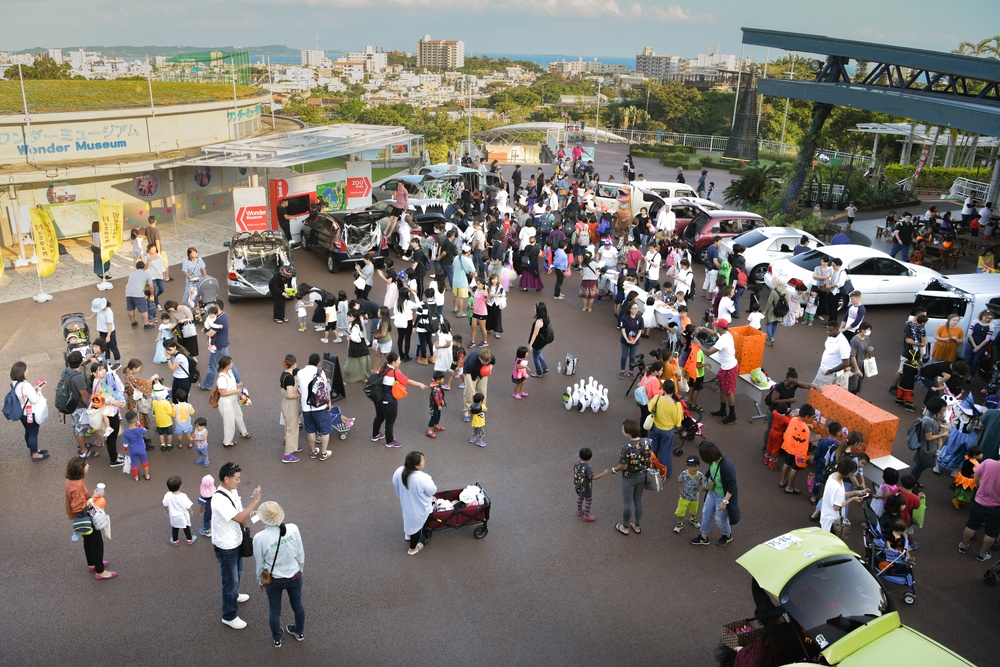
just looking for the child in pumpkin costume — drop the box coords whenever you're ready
[765,403,791,469]
[779,404,816,494]
[952,446,983,510]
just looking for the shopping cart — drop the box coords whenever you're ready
[329,406,354,440]
[420,483,491,544]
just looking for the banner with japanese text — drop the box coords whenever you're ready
[29,207,59,277]
[99,198,124,264]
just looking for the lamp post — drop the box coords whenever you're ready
[594,77,604,144]
[467,80,473,156]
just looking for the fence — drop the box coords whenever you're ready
[949,177,990,202]
[543,127,872,168]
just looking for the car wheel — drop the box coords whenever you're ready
[227,296,238,304]
[326,253,338,274]
[750,264,767,282]
[697,247,709,266]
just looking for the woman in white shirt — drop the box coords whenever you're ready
[819,457,867,532]
[216,355,250,448]
[9,361,49,461]
[392,288,418,362]
[643,244,661,292]
[392,451,437,555]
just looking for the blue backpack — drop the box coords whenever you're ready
[3,382,25,421]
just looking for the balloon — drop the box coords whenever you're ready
[480,365,492,377]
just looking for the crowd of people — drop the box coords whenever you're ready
[6,165,1000,650]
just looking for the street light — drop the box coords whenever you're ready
[594,77,604,144]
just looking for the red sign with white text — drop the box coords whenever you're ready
[347,176,371,199]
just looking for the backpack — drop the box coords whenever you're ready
[520,254,532,269]
[596,218,611,237]
[633,377,650,406]
[3,382,24,421]
[307,369,330,409]
[772,296,790,318]
[186,356,201,385]
[763,384,776,408]
[538,214,553,234]
[416,305,440,334]
[55,368,82,414]
[906,419,923,451]
[363,370,387,402]
[736,267,748,287]
[541,320,555,345]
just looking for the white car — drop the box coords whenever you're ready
[764,245,942,307]
[722,228,824,282]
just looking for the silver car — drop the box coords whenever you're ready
[226,231,294,303]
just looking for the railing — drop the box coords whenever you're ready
[897,178,913,192]
[949,176,990,201]
[804,184,847,201]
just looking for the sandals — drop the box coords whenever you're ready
[778,481,787,489]
[614,523,630,535]
[629,522,642,534]
[783,488,801,495]
[425,428,437,439]
[242,433,252,440]
[79,450,99,459]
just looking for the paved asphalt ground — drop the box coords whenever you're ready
[1,150,993,666]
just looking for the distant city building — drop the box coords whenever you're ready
[346,45,387,74]
[417,35,465,69]
[690,47,738,75]
[301,49,325,67]
[635,47,687,80]
[548,58,628,77]
[46,48,63,64]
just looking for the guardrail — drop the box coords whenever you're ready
[949,176,990,201]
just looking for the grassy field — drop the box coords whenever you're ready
[0,80,261,114]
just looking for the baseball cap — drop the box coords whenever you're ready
[686,456,700,466]
[712,318,729,328]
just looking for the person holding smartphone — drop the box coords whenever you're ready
[211,462,261,630]
[8,361,49,462]
[820,457,868,533]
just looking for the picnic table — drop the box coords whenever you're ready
[954,233,1000,258]
[922,243,958,270]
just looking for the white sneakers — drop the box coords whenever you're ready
[222,616,247,629]
[237,593,250,603]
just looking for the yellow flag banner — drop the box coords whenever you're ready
[29,207,59,278]
[99,199,124,264]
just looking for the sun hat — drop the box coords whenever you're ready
[91,297,107,313]
[257,501,285,526]
[199,475,216,498]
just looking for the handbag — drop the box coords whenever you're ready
[353,276,367,290]
[181,321,197,338]
[863,356,878,378]
[831,516,851,539]
[73,513,94,535]
[391,381,408,400]
[677,375,689,395]
[136,394,152,415]
[644,468,663,492]
[216,491,254,557]
[89,504,110,531]
[643,394,657,431]
[208,387,220,408]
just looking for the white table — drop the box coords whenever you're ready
[864,455,910,488]
[621,282,680,328]
[703,353,775,421]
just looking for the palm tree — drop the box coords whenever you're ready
[723,164,782,208]
[953,36,1000,59]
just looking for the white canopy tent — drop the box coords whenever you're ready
[852,122,999,169]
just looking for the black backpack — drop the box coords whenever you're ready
[416,305,440,334]
[307,370,330,408]
[772,296,789,318]
[363,370,387,402]
[55,368,82,414]
[182,355,201,385]
[542,320,555,345]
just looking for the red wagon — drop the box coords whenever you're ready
[421,483,491,543]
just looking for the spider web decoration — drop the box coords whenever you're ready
[345,222,381,257]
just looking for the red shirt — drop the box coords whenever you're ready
[899,489,921,525]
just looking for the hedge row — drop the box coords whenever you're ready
[883,164,993,191]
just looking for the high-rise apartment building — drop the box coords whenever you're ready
[416,35,465,69]
[301,49,325,67]
[635,47,687,80]
[346,45,388,74]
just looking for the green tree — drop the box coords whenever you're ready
[4,54,74,80]
[359,105,405,126]
[953,36,1000,58]
[723,164,782,207]
[645,82,702,133]
[335,98,365,122]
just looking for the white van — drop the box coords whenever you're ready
[914,274,1000,340]
[417,164,503,197]
[636,181,699,200]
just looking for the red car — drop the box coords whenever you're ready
[680,209,768,264]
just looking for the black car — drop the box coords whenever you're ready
[300,209,388,273]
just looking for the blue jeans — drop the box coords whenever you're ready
[20,416,39,455]
[621,472,646,525]
[443,263,455,287]
[889,242,910,262]
[733,285,746,318]
[200,345,240,389]
[531,347,547,374]
[620,340,638,371]
[648,426,675,475]
[152,278,165,308]
[765,321,778,341]
[266,574,305,643]
[214,545,243,621]
[701,490,731,537]
[201,497,213,532]
[965,341,986,380]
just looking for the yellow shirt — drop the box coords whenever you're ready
[648,394,683,430]
[152,399,175,428]
[174,402,194,424]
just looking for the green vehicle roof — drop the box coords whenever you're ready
[735,527,857,597]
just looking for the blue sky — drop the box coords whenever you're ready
[4,0,993,59]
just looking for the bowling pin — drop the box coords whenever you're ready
[600,387,609,411]
[563,387,573,410]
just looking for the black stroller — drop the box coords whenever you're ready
[862,502,917,604]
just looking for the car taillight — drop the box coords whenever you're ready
[228,272,238,281]
[767,266,773,274]
[334,240,346,251]
[381,237,387,248]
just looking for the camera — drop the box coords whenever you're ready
[629,353,646,371]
